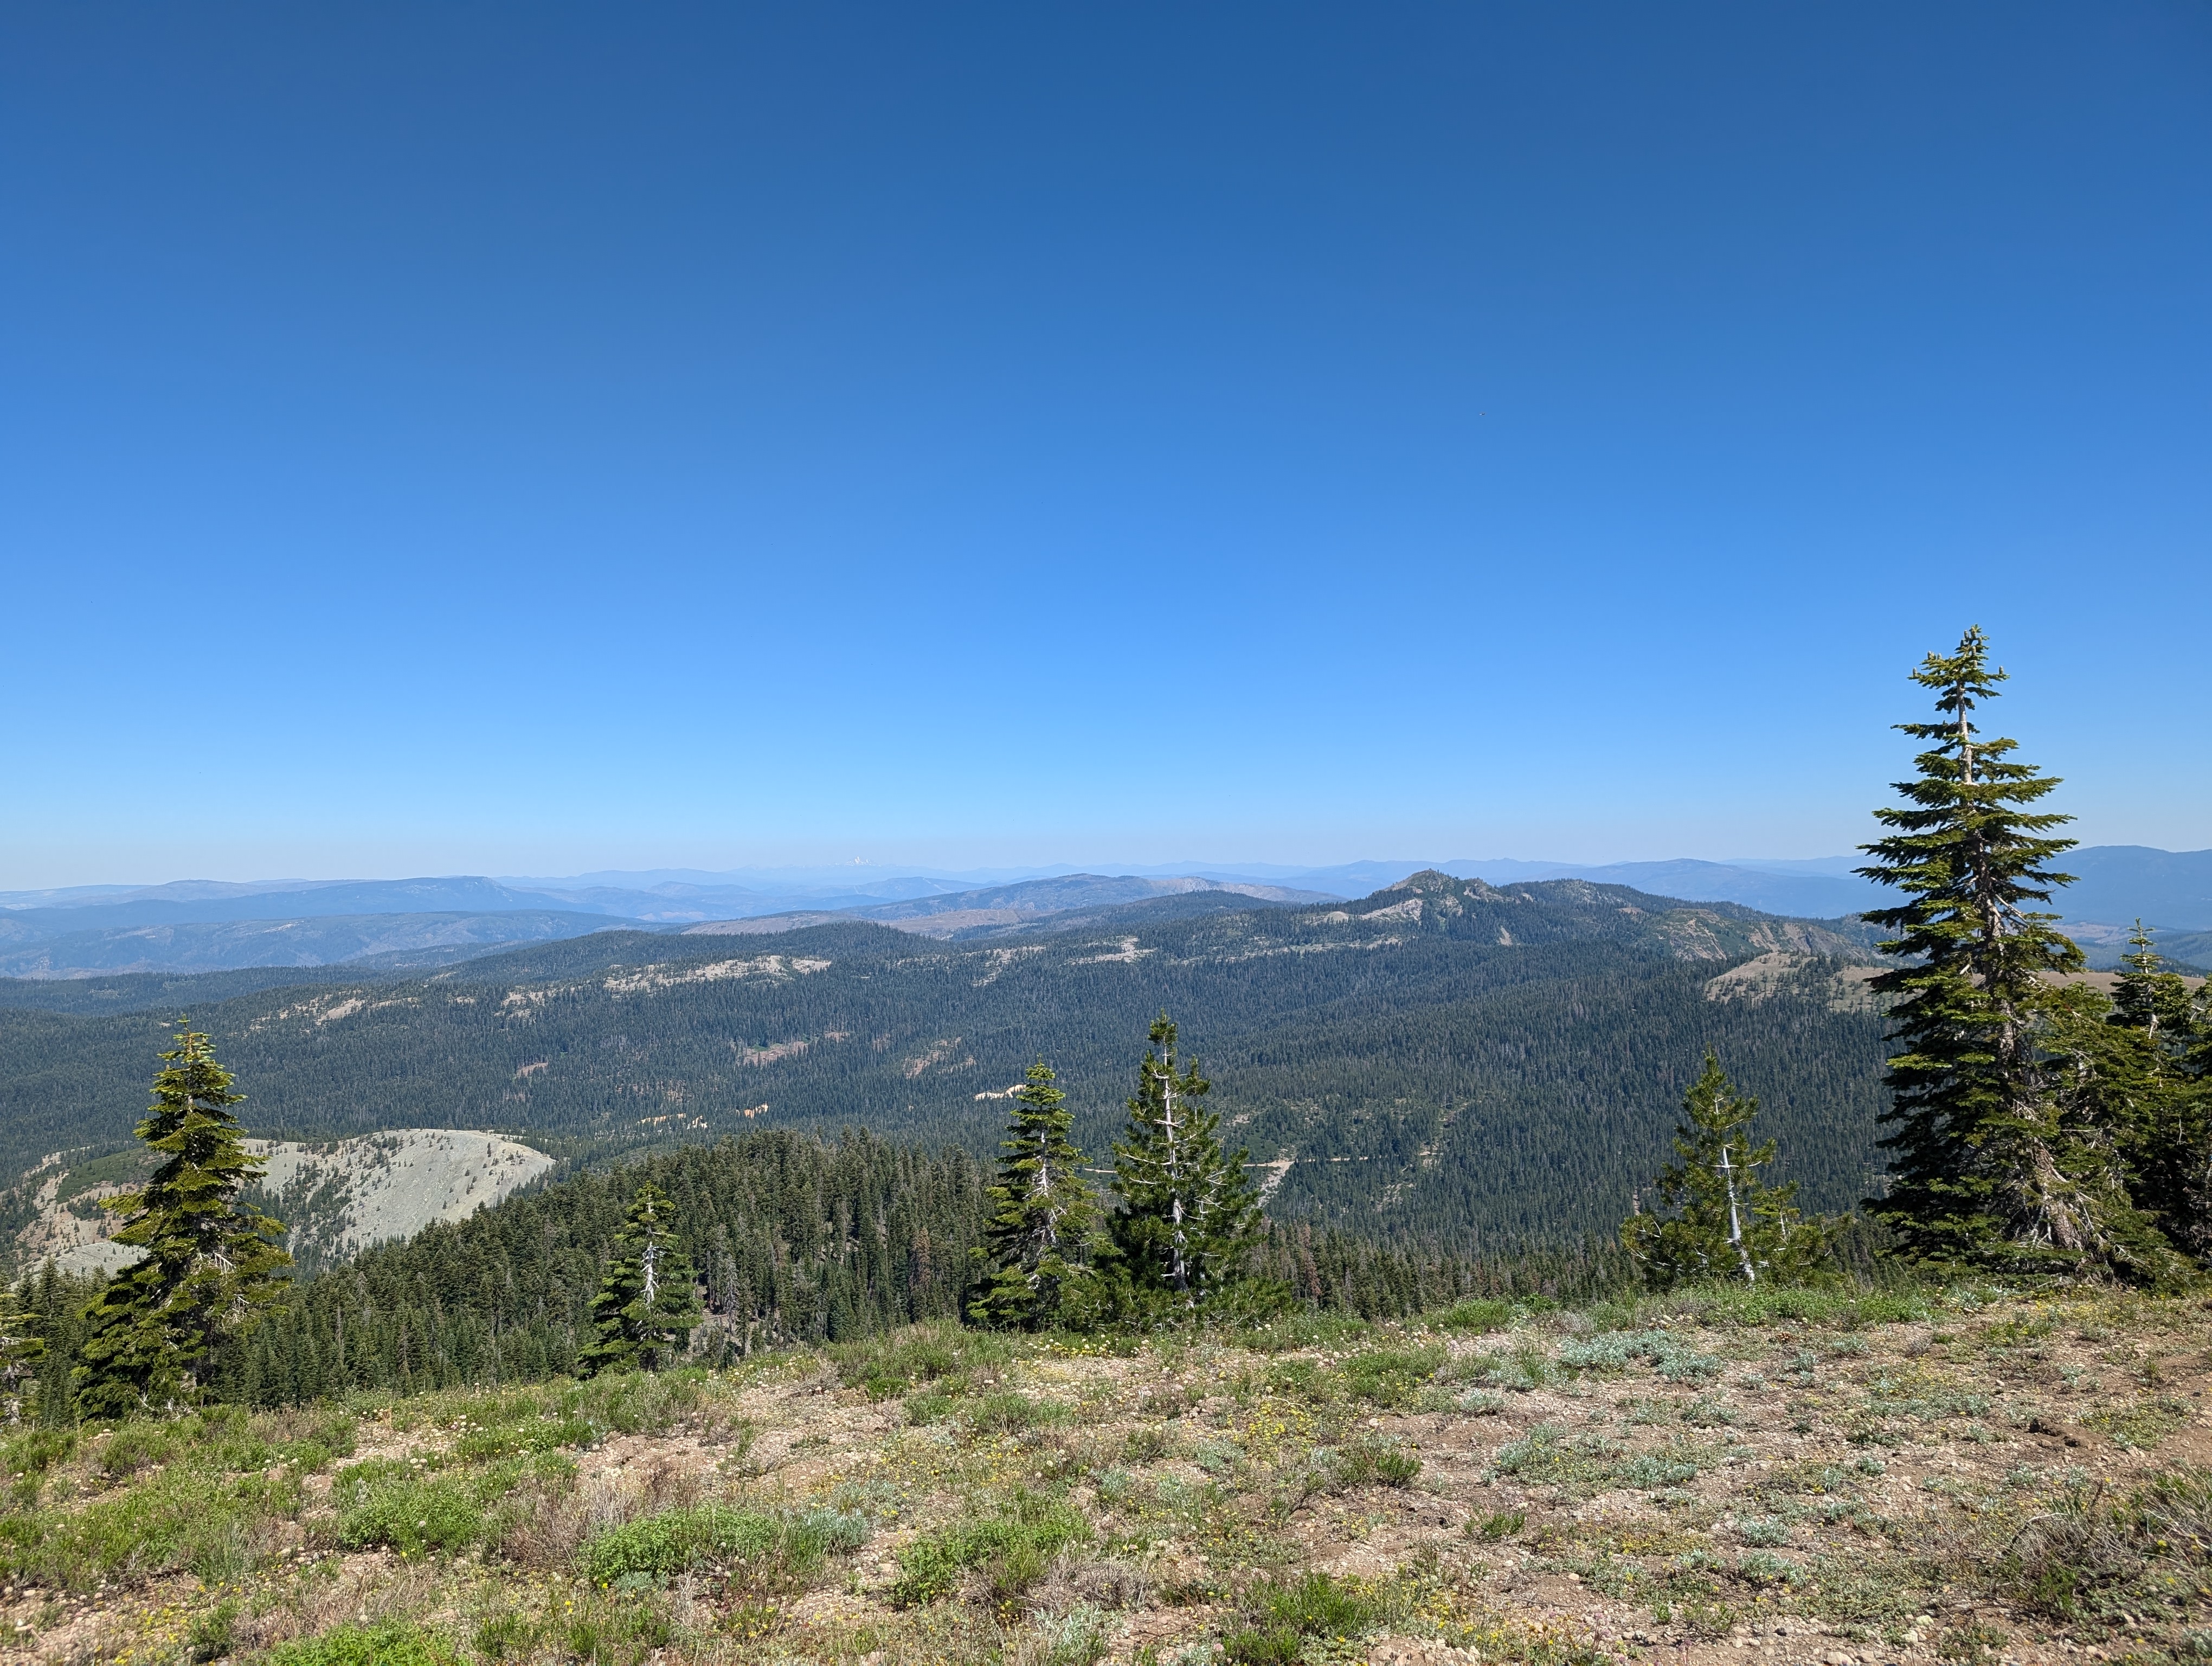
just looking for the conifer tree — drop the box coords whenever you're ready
[2047,925,2210,1263]
[578,1181,703,1374]
[1857,629,2168,1278]
[76,1024,291,1417]
[0,1285,45,1423]
[1109,1015,1264,1316]
[1622,1053,1839,1287]
[968,1060,1099,1330]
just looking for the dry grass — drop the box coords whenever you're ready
[5,1287,2212,1664]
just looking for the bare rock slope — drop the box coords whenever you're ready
[13,1129,554,1277]
[246,1129,556,1268]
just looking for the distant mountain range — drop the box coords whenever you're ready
[683,874,1334,941]
[1,845,2203,978]
[0,872,1895,1245]
[0,911,620,979]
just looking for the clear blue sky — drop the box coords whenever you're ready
[4,3,2207,887]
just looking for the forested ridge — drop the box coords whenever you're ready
[0,873,1887,1244]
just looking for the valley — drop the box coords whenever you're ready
[0,873,1889,1252]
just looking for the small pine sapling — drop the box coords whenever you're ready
[1109,1014,1266,1317]
[969,1060,1101,1330]
[579,1181,704,1374]
[1622,1052,1841,1288]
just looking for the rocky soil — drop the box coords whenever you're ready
[1,1283,2207,1666]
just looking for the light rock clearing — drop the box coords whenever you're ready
[247,1128,556,1258]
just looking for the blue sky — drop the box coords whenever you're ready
[4,3,2208,886]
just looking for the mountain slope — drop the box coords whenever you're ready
[0,910,633,979]
[684,873,1331,940]
[0,873,1336,977]
[0,874,1887,1246]
[1262,846,2212,934]
[2057,846,2212,931]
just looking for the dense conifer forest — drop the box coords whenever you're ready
[11,1130,1640,1412]
[0,875,1886,1244]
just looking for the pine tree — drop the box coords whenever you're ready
[76,1024,292,1417]
[1857,629,2169,1279]
[1109,1015,1264,1317]
[968,1060,1100,1330]
[2047,925,2210,1263]
[1621,1053,1840,1287]
[0,1284,45,1422]
[578,1181,703,1375]
[27,1262,91,1426]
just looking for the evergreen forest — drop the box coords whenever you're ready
[0,877,1886,1246]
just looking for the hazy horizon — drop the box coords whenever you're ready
[16,844,2212,901]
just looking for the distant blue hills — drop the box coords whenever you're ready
[0,845,2204,978]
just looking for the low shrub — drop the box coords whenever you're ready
[1435,1298,1516,1334]
[1257,1358,1329,1404]
[0,1461,301,1588]
[1337,1345,1446,1408]
[1647,1281,1924,1331]
[1491,1424,1715,1495]
[963,1391,1070,1434]
[262,1620,463,1665]
[1999,1468,2212,1622]
[451,1415,596,1461]
[1475,1508,1526,1541]
[582,1502,869,1589]
[891,1489,1088,1606]
[1,1427,75,1476]
[1025,1601,1111,1666]
[1450,1340,1554,1392]
[1494,1425,1623,1488]
[905,1391,957,1425]
[1223,1571,1382,1663]
[334,1454,562,1556]
[1737,1550,1803,1586]
[829,1322,1014,1402]
[1735,1515,1790,1546]
[1230,1312,1373,1355]
[558,1369,713,1438]
[1681,1394,1739,1427]
[101,1422,178,1477]
[1556,1330,1719,1383]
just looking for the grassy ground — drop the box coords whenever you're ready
[2,1283,2209,1666]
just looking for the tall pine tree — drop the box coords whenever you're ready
[1857,630,2169,1279]
[969,1061,1099,1330]
[1109,1015,1264,1317]
[1622,1053,1840,1288]
[76,1024,292,1417]
[578,1181,703,1375]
